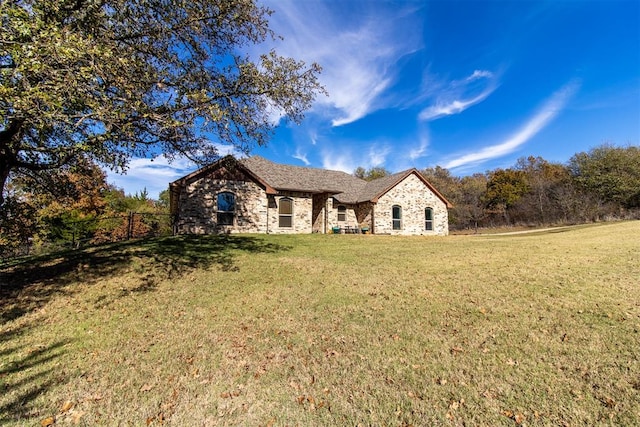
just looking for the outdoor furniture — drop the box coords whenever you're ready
[344,225,359,234]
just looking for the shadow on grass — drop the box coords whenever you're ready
[0,234,290,323]
[0,321,72,424]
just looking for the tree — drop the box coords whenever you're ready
[420,166,459,200]
[456,173,488,231]
[354,166,391,181]
[0,0,325,206]
[568,144,640,209]
[0,182,38,258]
[514,156,572,224]
[0,157,110,254]
[484,168,529,224]
[157,189,170,210]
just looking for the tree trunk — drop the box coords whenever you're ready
[0,119,24,207]
[0,161,9,207]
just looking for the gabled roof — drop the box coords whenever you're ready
[170,155,278,195]
[359,168,453,207]
[240,156,366,203]
[171,155,452,207]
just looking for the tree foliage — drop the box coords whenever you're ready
[513,156,572,223]
[483,168,529,223]
[417,144,640,231]
[353,166,391,181]
[568,144,640,208]
[0,0,325,206]
[0,156,171,257]
[0,158,110,255]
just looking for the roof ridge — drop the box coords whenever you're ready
[242,155,362,178]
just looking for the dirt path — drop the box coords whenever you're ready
[485,226,574,235]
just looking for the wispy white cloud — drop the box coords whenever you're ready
[262,0,423,127]
[320,149,357,174]
[106,145,240,198]
[409,131,430,160]
[292,148,310,165]
[467,69,494,81]
[419,69,498,121]
[444,80,581,170]
[309,130,318,146]
[106,156,197,198]
[368,144,392,166]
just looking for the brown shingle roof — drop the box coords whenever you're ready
[172,155,452,207]
[240,156,367,203]
[358,170,412,202]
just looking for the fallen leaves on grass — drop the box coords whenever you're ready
[450,346,464,355]
[601,396,617,408]
[44,399,84,425]
[220,390,241,398]
[140,383,154,392]
[502,410,526,425]
[60,400,74,412]
[296,395,328,411]
[146,412,165,425]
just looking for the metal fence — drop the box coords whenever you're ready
[66,212,173,248]
[2,212,174,260]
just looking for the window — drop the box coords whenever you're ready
[337,205,347,222]
[392,205,402,230]
[217,192,235,225]
[425,207,434,231]
[279,197,293,228]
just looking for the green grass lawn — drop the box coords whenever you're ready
[1,222,639,426]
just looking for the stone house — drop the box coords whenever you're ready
[170,155,452,235]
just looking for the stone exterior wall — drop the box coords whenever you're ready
[327,198,359,231]
[312,194,329,233]
[373,173,449,235]
[266,192,314,234]
[174,167,448,236]
[175,176,268,234]
[354,202,374,230]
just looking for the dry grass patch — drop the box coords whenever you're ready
[1,222,639,425]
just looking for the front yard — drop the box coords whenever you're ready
[1,222,639,425]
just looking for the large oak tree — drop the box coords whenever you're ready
[0,0,324,206]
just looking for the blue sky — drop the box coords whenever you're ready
[108,0,640,198]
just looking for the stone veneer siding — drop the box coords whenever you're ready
[175,170,448,236]
[327,199,359,230]
[373,174,449,235]
[267,192,313,234]
[175,177,268,234]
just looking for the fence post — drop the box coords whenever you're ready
[127,212,134,240]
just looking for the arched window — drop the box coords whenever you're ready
[216,192,235,225]
[392,205,402,230]
[279,197,293,228]
[337,205,347,222]
[425,207,434,231]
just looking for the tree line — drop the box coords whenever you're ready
[360,144,640,231]
[0,161,170,259]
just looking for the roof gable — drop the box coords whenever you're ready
[170,155,277,195]
[362,169,453,207]
[171,156,452,208]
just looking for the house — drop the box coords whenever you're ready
[169,155,452,235]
